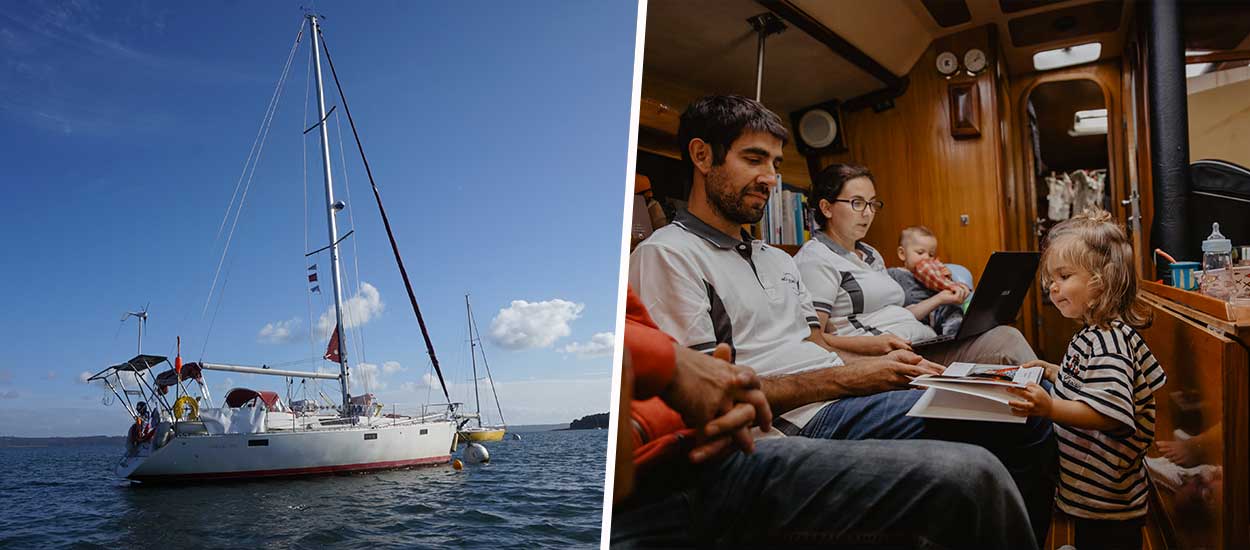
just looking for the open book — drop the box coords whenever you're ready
[906,362,1044,424]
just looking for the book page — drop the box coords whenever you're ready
[906,387,1025,424]
[915,362,1042,388]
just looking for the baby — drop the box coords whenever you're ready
[888,226,969,336]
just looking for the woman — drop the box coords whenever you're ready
[793,163,1036,365]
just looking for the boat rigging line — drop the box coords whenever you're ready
[468,299,507,427]
[200,19,306,322]
[316,26,453,406]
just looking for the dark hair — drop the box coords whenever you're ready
[677,95,789,183]
[811,163,874,229]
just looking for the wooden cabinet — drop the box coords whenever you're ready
[1139,282,1250,549]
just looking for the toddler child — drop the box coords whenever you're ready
[1007,210,1166,550]
[887,226,969,336]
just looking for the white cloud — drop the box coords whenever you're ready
[78,371,92,384]
[382,361,405,375]
[353,362,388,392]
[488,299,584,349]
[398,372,439,393]
[316,282,384,336]
[257,317,301,344]
[0,390,18,400]
[44,370,58,380]
[558,332,615,358]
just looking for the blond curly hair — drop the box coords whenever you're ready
[1041,210,1152,329]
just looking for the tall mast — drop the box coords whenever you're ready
[466,294,481,428]
[315,27,455,407]
[470,302,507,428]
[309,14,352,416]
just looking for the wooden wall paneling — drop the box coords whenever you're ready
[1139,294,1250,550]
[1129,23,1158,279]
[1120,42,1144,280]
[996,51,1052,346]
[814,25,1007,281]
[638,75,814,189]
[995,51,1038,343]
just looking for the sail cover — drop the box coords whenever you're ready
[155,362,204,388]
[224,388,283,411]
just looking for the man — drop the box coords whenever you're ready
[629,95,1055,544]
[613,287,1037,548]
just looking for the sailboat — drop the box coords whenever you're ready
[87,14,460,482]
[456,294,508,442]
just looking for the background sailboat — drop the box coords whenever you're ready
[457,294,507,442]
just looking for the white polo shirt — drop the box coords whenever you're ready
[629,209,842,429]
[794,232,936,342]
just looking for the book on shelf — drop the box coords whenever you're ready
[753,181,811,247]
[906,362,1044,424]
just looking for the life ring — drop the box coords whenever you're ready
[173,395,200,421]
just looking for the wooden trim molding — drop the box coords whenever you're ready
[948,81,982,138]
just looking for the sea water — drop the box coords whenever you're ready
[0,429,605,549]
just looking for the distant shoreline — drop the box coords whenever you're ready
[561,412,609,431]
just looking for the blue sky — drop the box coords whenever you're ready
[0,1,637,436]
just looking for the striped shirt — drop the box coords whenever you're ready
[1053,320,1166,520]
[794,232,937,342]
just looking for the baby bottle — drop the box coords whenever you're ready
[1200,222,1236,300]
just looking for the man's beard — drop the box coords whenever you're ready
[706,166,768,225]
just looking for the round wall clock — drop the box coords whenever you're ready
[964,48,988,74]
[936,51,959,75]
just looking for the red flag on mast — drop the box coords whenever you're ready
[175,336,182,374]
[324,324,343,363]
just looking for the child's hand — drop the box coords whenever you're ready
[937,289,963,305]
[953,284,971,303]
[1007,383,1052,418]
[1021,359,1061,383]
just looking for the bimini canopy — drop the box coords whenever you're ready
[112,354,167,372]
[87,354,168,382]
[224,388,285,412]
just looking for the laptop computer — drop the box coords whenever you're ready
[911,251,1041,350]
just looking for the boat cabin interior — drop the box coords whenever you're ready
[632,1,1250,547]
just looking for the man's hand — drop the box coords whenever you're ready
[662,343,772,463]
[1007,383,1053,418]
[836,350,945,395]
[1021,359,1061,383]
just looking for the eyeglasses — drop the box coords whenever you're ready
[832,198,885,213]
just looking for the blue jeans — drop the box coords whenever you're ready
[798,386,1057,547]
[612,438,1037,549]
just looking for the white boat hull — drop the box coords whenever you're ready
[122,420,456,482]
